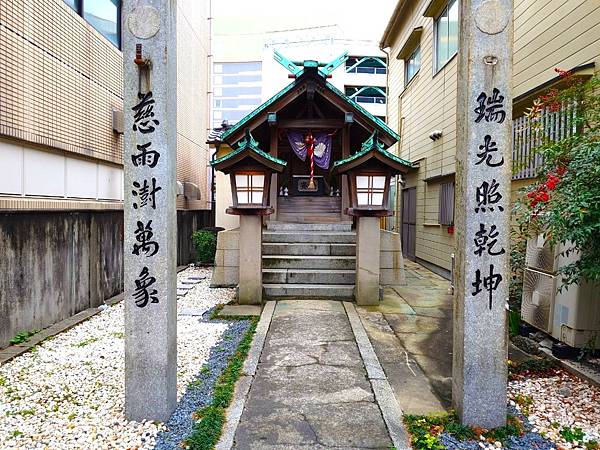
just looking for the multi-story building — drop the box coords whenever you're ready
[0,0,212,348]
[212,25,389,129]
[381,0,600,278]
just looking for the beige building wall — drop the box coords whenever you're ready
[176,0,212,210]
[382,0,600,276]
[513,0,600,99]
[0,0,211,211]
[383,0,458,275]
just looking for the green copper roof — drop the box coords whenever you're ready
[324,81,400,142]
[211,129,287,168]
[333,130,413,169]
[220,65,401,145]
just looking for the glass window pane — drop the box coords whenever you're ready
[251,175,264,188]
[236,175,248,188]
[357,193,370,206]
[356,176,370,189]
[448,0,459,57]
[372,176,386,189]
[372,193,384,205]
[436,6,449,69]
[83,0,119,47]
[251,191,263,204]
[237,191,249,204]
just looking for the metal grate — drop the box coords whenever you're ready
[521,268,556,333]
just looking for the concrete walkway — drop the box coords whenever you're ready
[226,300,408,450]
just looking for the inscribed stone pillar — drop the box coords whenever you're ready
[355,216,381,305]
[453,0,513,428]
[122,0,177,422]
[238,215,263,304]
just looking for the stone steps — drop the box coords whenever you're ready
[262,221,356,301]
[263,283,354,299]
[262,255,356,270]
[263,242,356,256]
[263,268,356,284]
[266,221,353,231]
[263,231,356,244]
[276,213,343,223]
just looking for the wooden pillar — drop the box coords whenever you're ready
[269,127,278,221]
[341,125,350,219]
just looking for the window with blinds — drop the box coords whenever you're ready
[439,181,455,226]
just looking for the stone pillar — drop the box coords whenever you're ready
[122,1,177,421]
[355,216,381,305]
[453,0,513,428]
[238,215,263,304]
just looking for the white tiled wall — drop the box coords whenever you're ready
[0,140,123,201]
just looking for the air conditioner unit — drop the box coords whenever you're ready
[521,234,600,349]
[525,233,560,273]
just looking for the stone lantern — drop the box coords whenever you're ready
[332,131,412,304]
[212,129,286,304]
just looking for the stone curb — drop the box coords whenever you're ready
[537,346,600,388]
[217,300,276,450]
[242,301,276,377]
[343,301,412,450]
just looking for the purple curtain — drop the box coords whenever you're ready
[287,131,332,170]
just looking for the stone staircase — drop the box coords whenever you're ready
[276,196,342,223]
[262,221,356,299]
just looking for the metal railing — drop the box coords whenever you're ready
[512,102,577,180]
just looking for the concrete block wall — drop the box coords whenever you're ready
[0,210,212,349]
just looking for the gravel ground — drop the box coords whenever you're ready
[509,368,600,449]
[0,267,237,450]
[439,368,599,450]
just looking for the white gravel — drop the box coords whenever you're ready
[509,368,600,449]
[0,267,235,450]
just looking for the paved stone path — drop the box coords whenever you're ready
[232,300,395,449]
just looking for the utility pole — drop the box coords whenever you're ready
[453,0,513,428]
[122,0,177,421]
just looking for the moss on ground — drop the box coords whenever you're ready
[182,314,259,450]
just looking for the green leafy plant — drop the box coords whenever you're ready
[516,72,600,289]
[9,330,39,345]
[192,230,218,264]
[560,425,585,443]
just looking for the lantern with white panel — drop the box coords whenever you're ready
[211,129,286,304]
[332,131,413,304]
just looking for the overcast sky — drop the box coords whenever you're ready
[212,0,397,42]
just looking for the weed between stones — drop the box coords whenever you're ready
[404,411,525,449]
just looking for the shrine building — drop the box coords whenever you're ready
[209,53,415,303]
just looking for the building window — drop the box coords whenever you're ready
[356,175,386,206]
[346,57,387,74]
[345,86,387,104]
[405,46,421,85]
[434,0,458,72]
[439,181,455,225]
[235,173,264,204]
[65,0,121,48]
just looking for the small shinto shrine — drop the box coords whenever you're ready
[210,52,414,303]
